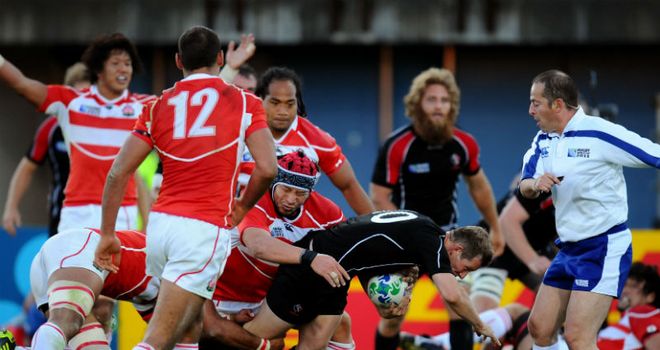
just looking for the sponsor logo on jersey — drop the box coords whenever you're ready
[242,150,254,162]
[284,223,294,232]
[207,277,217,292]
[408,162,430,174]
[540,146,549,158]
[55,141,67,152]
[567,148,590,158]
[272,226,284,238]
[122,104,135,116]
[80,105,101,115]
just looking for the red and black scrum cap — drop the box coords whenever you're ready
[272,150,320,191]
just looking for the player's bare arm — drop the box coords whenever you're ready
[329,161,375,215]
[369,183,398,211]
[95,135,152,273]
[500,196,550,275]
[3,158,38,235]
[464,170,504,256]
[233,128,277,226]
[0,54,48,106]
[432,273,501,346]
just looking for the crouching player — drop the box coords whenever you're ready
[29,228,159,350]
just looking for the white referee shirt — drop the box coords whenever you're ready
[521,108,660,242]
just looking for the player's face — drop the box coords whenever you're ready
[448,250,481,280]
[273,184,310,217]
[420,84,452,128]
[618,278,653,311]
[233,74,257,92]
[97,50,133,99]
[529,83,558,133]
[264,80,297,135]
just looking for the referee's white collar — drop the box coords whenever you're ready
[562,107,587,134]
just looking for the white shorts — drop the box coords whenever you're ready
[146,212,232,299]
[212,299,263,316]
[30,229,108,308]
[58,204,138,232]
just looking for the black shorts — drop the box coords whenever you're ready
[266,263,349,326]
[489,244,557,281]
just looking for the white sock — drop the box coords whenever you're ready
[327,339,355,350]
[31,322,67,350]
[428,332,451,348]
[532,342,559,350]
[173,344,198,350]
[477,307,513,343]
[133,343,156,350]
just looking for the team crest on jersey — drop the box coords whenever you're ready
[80,105,101,115]
[567,148,590,158]
[450,153,462,170]
[122,105,135,116]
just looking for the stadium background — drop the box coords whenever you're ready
[1,0,660,348]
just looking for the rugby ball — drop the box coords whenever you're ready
[367,273,408,306]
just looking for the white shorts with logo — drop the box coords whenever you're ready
[146,212,232,299]
[58,204,138,232]
[30,229,108,308]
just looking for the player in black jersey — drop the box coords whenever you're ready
[242,210,501,349]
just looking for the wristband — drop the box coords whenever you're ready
[257,338,270,350]
[0,54,5,68]
[300,249,318,266]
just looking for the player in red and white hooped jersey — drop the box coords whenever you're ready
[239,66,375,216]
[200,151,353,350]
[95,26,278,350]
[0,34,154,232]
[29,228,158,350]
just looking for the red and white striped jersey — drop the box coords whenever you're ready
[213,191,344,303]
[238,116,346,187]
[598,305,660,350]
[133,73,268,227]
[39,85,156,207]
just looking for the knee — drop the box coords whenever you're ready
[527,312,552,342]
[378,316,403,335]
[563,322,596,349]
[49,311,84,339]
[332,312,353,343]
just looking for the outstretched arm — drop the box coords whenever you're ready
[219,34,256,82]
[329,161,374,215]
[0,54,48,106]
[369,183,398,211]
[2,158,38,235]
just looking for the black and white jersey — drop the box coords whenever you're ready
[299,210,452,277]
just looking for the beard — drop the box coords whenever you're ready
[412,112,454,145]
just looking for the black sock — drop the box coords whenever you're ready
[375,330,400,350]
[449,319,473,350]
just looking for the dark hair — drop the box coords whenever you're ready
[532,70,579,109]
[628,262,660,308]
[177,26,222,71]
[450,226,493,267]
[238,64,258,80]
[81,33,142,84]
[255,66,307,118]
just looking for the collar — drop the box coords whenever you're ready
[561,107,587,134]
[181,73,220,82]
[273,116,299,143]
[91,85,128,104]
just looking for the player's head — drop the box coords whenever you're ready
[618,262,660,311]
[233,64,258,92]
[271,150,319,217]
[530,70,578,133]
[255,66,307,136]
[64,62,91,90]
[81,33,142,95]
[404,67,460,144]
[444,226,493,279]
[176,26,223,73]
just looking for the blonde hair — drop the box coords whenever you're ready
[404,67,460,122]
[64,62,90,87]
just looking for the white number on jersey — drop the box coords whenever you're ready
[168,88,219,139]
[371,211,418,224]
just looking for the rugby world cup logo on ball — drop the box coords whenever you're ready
[367,274,408,306]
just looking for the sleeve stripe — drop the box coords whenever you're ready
[522,134,546,179]
[565,130,660,168]
[385,131,415,184]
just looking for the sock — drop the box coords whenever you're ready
[429,332,451,348]
[476,307,513,343]
[375,330,399,350]
[133,343,156,350]
[532,342,559,350]
[449,319,473,350]
[173,343,198,350]
[327,339,355,350]
[31,322,67,350]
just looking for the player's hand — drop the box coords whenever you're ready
[311,254,350,288]
[232,309,255,324]
[2,207,21,235]
[94,233,122,273]
[268,338,285,350]
[474,323,502,347]
[399,265,420,285]
[533,173,562,193]
[527,255,551,275]
[225,34,256,69]
[489,226,505,257]
[230,200,249,227]
[376,294,412,318]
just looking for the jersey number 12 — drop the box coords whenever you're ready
[168,88,219,139]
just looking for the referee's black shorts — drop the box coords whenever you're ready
[266,263,350,326]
